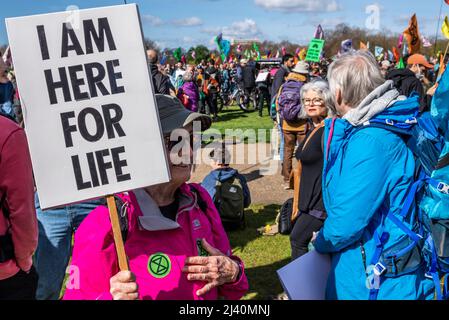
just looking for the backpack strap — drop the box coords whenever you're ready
[436,153,449,170]
[292,123,324,221]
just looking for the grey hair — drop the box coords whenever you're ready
[300,80,336,118]
[327,50,385,109]
[182,71,194,82]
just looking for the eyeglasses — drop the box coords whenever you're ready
[303,98,324,106]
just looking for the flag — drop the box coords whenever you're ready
[398,34,404,49]
[266,50,271,58]
[314,24,325,40]
[392,47,400,62]
[438,52,446,78]
[366,41,370,50]
[236,44,242,53]
[422,36,432,48]
[360,41,367,50]
[214,33,231,61]
[173,47,182,62]
[375,46,384,59]
[388,50,394,61]
[160,52,167,65]
[253,42,261,60]
[295,47,301,56]
[299,48,307,60]
[340,39,353,54]
[275,50,280,58]
[281,47,287,57]
[397,57,405,69]
[191,50,196,61]
[181,55,186,64]
[403,14,421,55]
[403,42,409,56]
[442,16,449,39]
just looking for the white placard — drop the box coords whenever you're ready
[6,4,170,209]
[255,70,269,83]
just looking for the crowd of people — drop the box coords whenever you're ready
[0,36,448,300]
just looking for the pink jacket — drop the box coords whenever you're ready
[63,183,248,300]
[0,117,37,280]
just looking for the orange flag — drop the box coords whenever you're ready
[392,47,400,62]
[403,14,421,55]
[360,41,367,50]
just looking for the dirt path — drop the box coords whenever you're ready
[189,143,294,205]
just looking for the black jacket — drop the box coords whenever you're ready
[241,65,256,88]
[149,64,171,95]
[271,65,290,98]
[386,68,431,112]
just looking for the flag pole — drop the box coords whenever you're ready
[435,0,444,55]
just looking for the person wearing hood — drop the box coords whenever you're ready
[177,71,200,112]
[147,50,171,95]
[386,54,434,112]
[64,95,248,300]
[313,50,434,300]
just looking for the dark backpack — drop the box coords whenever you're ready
[277,80,303,122]
[213,172,245,228]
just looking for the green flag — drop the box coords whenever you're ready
[173,47,182,62]
[397,57,405,69]
[252,42,261,60]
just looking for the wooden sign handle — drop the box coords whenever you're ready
[106,195,129,271]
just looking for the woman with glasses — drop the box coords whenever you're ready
[64,95,248,300]
[290,80,335,260]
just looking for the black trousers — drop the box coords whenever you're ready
[258,88,271,116]
[290,213,324,260]
[207,93,218,117]
[0,266,38,300]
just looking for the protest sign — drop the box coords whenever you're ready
[277,250,331,300]
[6,4,170,211]
[305,39,325,63]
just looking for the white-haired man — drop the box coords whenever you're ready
[313,50,434,300]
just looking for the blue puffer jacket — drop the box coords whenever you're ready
[314,92,435,300]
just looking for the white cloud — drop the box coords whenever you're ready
[202,19,261,40]
[173,17,203,27]
[254,0,340,13]
[141,15,163,26]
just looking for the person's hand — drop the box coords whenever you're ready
[427,84,438,96]
[109,271,139,300]
[183,239,240,296]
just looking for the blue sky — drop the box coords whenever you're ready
[1,0,448,49]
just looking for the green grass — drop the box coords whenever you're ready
[203,105,275,144]
[228,204,291,300]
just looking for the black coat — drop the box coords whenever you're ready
[241,66,256,88]
[149,64,171,95]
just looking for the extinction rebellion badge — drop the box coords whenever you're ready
[148,253,171,278]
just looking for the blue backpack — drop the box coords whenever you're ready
[277,80,303,122]
[355,96,449,300]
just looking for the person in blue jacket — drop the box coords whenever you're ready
[313,50,434,300]
[201,146,251,209]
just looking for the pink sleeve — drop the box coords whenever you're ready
[191,184,249,300]
[0,128,37,271]
[63,206,118,300]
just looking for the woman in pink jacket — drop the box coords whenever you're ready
[64,95,248,300]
